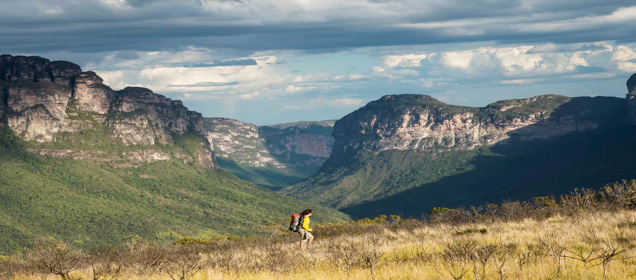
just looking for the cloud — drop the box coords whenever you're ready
[384,54,431,68]
[6,1,636,124]
[167,81,239,87]
[499,78,543,85]
[612,45,636,62]
[282,97,364,110]
[381,45,607,80]
[1,1,635,54]
[239,91,260,99]
[187,59,258,67]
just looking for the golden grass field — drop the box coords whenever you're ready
[4,208,636,280]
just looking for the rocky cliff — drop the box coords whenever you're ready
[325,94,612,169]
[0,55,215,169]
[285,90,634,216]
[205,118,334,188]
[627,73,636,126]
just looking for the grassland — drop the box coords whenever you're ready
[2,181,636,280]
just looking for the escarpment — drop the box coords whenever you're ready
[325,94,617,169]
[204,118,334,188]
[285,84,634,215]
[0,54,216,169]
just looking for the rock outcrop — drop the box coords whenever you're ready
[0,55,216,170]
[284,91,631,212]
[72,71,113,115]
[627,73,636,126]
[205,118,334,187]
[327,94,606,166]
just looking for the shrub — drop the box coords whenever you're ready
[25,241,84,280]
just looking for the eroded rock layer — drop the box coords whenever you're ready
[0,55,216,169]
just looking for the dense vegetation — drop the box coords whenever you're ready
[340,124,636,219]
[0,125,348,254]
[287,96,636,219]
[207,119,334,190]
[2,180,636,280]
[215,157,313,190]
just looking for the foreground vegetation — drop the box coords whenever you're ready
[3,180,636,280]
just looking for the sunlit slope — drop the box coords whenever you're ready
[0,126,348,254]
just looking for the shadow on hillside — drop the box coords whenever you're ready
[341,97,636,219]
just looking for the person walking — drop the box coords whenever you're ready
[299,209,314,249]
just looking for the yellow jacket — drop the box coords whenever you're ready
[302,216,311,232]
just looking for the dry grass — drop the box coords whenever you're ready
[3,209,636,280]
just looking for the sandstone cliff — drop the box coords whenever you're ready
[285,91,632,214]
[0,55,215,169]
[205,118,334,188]
[326,94,615,168]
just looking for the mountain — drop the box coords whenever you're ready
[0,55,348,253]
[283,80,636,219]
[204,118,334,189]
[0,55,215,169]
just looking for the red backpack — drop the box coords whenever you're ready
[289,213,302,232]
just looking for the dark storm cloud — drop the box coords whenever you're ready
[2,0,634,54]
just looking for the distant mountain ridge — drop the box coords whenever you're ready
[205,118,334,189]
[283,79,636,218]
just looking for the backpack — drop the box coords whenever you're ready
[289,213,302,232]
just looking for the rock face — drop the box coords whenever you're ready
[72,71,113,114]
[327,94,602,168]
[0,55,216,170]
[0,55,81,85]
[205,118,334,188]
[627,73,636,126]
[284,92,631,213]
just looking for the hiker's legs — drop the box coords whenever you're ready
[299,230,307,249]
[307,232,314,249]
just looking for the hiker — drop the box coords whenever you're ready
[299,209,314,249]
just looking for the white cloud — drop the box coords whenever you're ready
[373,66,419,79]
[239,92,260,99]
[91,48,377,105]
[612,45,636,61]
[285,85,314,94]
[617,62,636,73]
[283,96,364,110]
[434,45,594,76]
[384,54,430,68]
[441,51,476,70]
[371,41,631,89]
[499,78,542,85]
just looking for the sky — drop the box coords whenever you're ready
[2,0,636,125]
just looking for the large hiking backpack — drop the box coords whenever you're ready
[289,213,302,232]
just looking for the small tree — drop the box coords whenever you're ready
[597,239,628,280]
[26,241,83,280]
[87,247,124,280]
[469,244,496,280]
[158,246,203,280]
[360,235,385,279]
[325,237,363,278]
[492,240,516,280]
[436,239,475,280]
